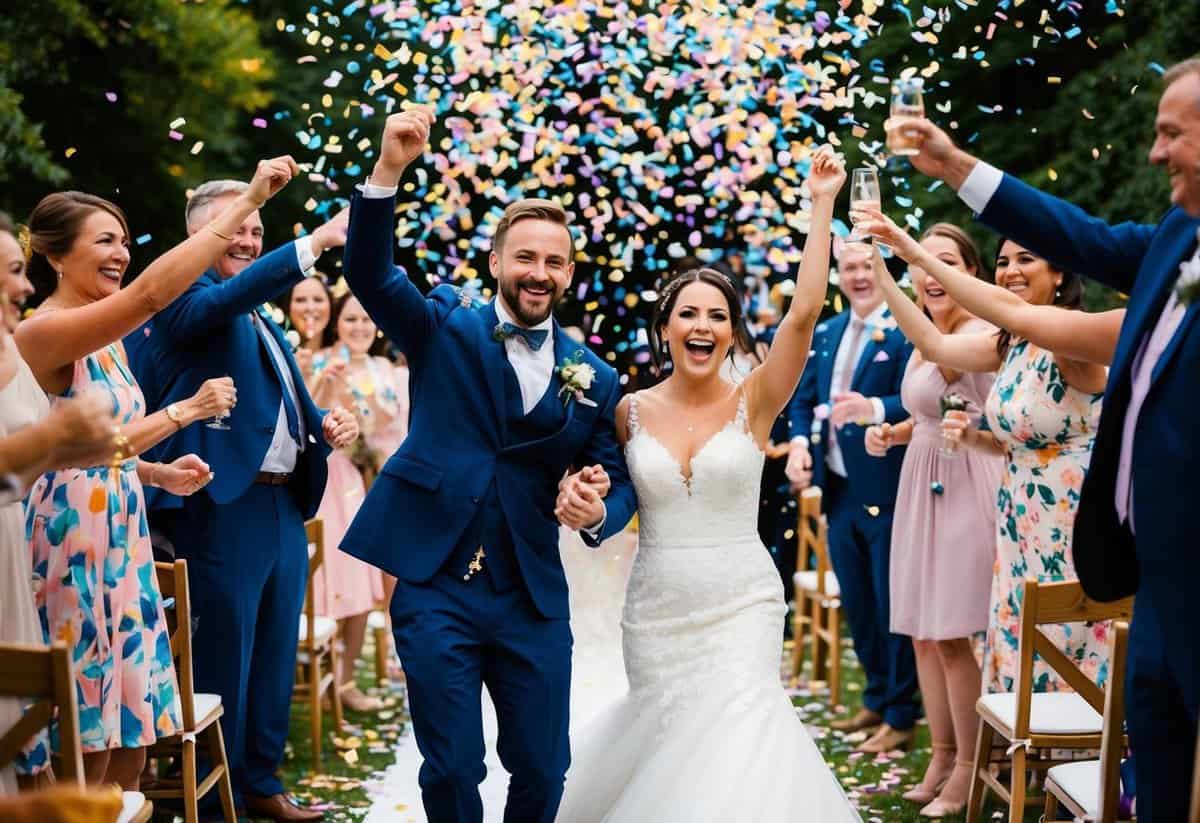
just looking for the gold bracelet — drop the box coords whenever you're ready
[207,224,234,242]
[110,429,131,473]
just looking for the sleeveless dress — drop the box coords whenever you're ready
[22,344,181,759]
[982,339,1109,693]
[0,342,51,789]
[888,338,1005,640]
[557,391,860,822]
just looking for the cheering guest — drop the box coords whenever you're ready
[309,292,410,710]
[785,241,917,753]
[860,210,1122,699]
[15,160,294,789]
[125,186,356,822]
[862,224,1003,816]
[284,274,334,377]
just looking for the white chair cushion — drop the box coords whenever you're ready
[192,692,222,724]
[298,614,337,644]
[977,691,1103,735]
[367,609,388,630]
[793,570,840,597]
[1047,760,1102,818]
[117,791,147,823]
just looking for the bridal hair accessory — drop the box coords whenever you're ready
[557,351,598,407]
[15,224,32,262]
[657,267,735,304]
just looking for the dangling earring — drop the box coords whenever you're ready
[57,270,63,280]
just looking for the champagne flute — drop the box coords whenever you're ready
[887,77,925,157]
[848,168,882,242]
[206,412,231,431]
[938,392,972,458]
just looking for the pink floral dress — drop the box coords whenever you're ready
[982,339,1110,693]
[22,344,180,761]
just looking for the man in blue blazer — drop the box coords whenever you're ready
[899,59,1200,820]
[339,110,637,823]
[786,241,917,751]
[125,183,357,822]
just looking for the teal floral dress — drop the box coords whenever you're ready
[21,344,180,765]
[982,339,1109,694]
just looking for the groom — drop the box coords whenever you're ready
[339,108,638,823]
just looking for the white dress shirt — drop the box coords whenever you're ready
[256,236,319,473]
[825,303,889,477]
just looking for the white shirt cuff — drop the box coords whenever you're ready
[581,501,608,539]
[790,435,810,449]
[870,397,886,425]
[957,161,1003,215]
[359,180,398,199]
[295,237,318,273]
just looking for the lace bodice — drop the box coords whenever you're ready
[624,391,764,547]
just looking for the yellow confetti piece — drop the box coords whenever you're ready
[1047,76,1062,84]
[374,44,393,61]
[65,147,76,158]
[1048,168,1058,181]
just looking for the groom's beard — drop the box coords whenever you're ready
[499,275,563,327]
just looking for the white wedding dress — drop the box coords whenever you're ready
[557,392,861,822]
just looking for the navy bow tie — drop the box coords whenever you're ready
[497,322,549,351]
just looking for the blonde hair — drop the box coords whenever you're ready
[492,199,575,261]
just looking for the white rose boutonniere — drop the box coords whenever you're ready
[1175,248,1200,307]
[557,353,598,408]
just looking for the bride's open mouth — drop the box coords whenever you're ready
[683,338,715,363]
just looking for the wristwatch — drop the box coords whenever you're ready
[165,403,185,428]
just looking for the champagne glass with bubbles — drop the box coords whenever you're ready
[887,77,925,157]
[848,168,881,242]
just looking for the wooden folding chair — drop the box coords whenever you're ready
[788,486,843,705]
[144,560,237,822]
[1190,719,1200,823]
[0,642,152,823]
[367,609,390,686]
[1043,620,1132,823]
[295,518,343,766]
[966,579,1134,823]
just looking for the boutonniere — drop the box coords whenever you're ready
[1175,251,1200,306]
[556,352,598,408]
[256,303,300,351]
[870,328,886,343]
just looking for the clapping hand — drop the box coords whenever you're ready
[155,455,213,497]
[245,155,300,207]
[322,406,359,449]
[556,465,608,530]
[864,423,894,458]
[371,106,436,187]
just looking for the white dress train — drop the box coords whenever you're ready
[557,392,860,822]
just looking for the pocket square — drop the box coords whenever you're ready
[873,350,890,363]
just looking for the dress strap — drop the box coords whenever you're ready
[627,392,641,435]
[734,389,749,432]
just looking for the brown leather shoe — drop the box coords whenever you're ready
[829,707,883,733]
[855,722,914,753]
[243,793,324,822]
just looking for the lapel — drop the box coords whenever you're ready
[502,322,579,454]
[850,309,891,390]
[1111,217,1200,382]
[818,312,851,401]
[476,301,510,443]
[1149,229,1200,385]
[252,305,311,423]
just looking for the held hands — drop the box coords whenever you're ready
[372,107,436,187]
[830,392,876,429]
[323,406,359,449]
[556,465,608,530]
[155,454,213,496]
[187,377,236,422]
[941,409,975,450]
[245,156,301,208]
[784,442,812,491]
[808,145,847,200]
[864,423,894,458]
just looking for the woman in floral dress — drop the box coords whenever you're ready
[15,160,291,787]
[860,209,1124,695]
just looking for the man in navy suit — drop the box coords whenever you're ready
[125,184,357,822]
[786,241,917,752]
[339,109,637,823]
[898,58,1200,821]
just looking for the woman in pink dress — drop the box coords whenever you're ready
[305,290,409,710]
[864,224,1004,817]
[16,159,293,788]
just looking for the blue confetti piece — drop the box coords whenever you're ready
[1148,62,1165,76]
[136,234,152,246]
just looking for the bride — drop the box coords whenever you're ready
[555,147,861,822]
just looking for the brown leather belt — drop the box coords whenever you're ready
[254,471,292,486]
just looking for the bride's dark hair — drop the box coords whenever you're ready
[650,267,752,370]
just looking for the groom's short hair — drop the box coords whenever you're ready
[493,199,576,262]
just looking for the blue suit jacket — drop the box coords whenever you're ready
[787,309,912,506]
[337,192,637,619]
[977,173,1200,611]
[124,242,331,519]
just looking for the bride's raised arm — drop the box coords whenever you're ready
[744,146,844,440]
